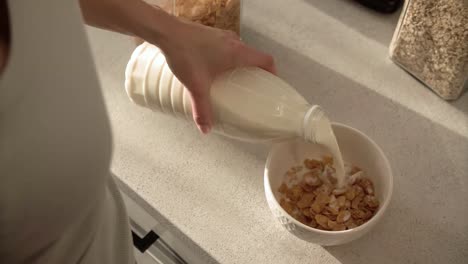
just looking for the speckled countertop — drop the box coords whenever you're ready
[87,0,468,263]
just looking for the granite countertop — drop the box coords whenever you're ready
[88,0,468,263]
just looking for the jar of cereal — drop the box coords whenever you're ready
[173,0,242,35]
[136,0,242,46]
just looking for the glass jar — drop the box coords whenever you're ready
[173,0,242,35]
[138,0,242,45]
[389,0,467,100]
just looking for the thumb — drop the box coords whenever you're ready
[189,88,213,134]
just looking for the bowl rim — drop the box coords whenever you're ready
[264,122,394,235]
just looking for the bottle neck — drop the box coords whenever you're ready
[302,105,327,143]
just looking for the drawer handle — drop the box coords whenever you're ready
[132,230,159,253]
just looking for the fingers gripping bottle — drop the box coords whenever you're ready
[125,42,327,144]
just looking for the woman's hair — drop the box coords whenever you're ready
[0,0,10,45]
[0,0,10,73]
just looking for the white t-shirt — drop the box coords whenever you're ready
[0,0,134,263]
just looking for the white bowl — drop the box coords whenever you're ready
[264,123,393,245]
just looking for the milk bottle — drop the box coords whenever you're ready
[125,42,346,187]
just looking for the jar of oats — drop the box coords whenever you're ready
[173,0,242,35]
[389,0,468,100]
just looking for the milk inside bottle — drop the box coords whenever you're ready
[125,42,347,187]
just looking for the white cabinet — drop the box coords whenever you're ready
[121,191,188,264]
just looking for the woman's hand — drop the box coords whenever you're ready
[158,20,276,133]
[80,0,276,133]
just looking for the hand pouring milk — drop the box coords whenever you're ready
[125,42,346,187]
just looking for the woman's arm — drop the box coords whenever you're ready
[79,0,275,133]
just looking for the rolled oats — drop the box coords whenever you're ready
[389,0,467,100]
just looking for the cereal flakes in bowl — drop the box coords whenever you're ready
[278,157,379,231]
[264,123,393,245]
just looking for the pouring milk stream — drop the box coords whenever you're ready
[125,42,347,187]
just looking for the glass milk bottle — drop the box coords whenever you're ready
[125,42,327,144]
